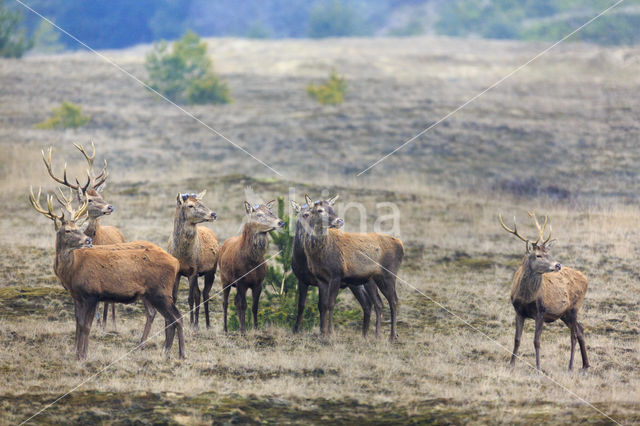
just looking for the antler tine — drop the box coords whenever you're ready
[73,141,96,170]
[544,225,552,244]
[73,197,89,221]
[29,186,63,222]
[41,147,81,190]
[54,187,75,214]
[528,211,548,244]
[92,159,108,188]
[498,213,530,243]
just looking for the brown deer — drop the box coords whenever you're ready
[300,195,404,341]
[290,196,383,337]
[29,187,185,360]
[218,201,285,334]
[167,191,219,329]
[42,143,126,329]
[499,212,589,370]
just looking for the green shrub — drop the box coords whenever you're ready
[145,30,231,104]
[31,20,65,54]
[35,101,90,129]
[0,0,33,58]
[307,70,346,105]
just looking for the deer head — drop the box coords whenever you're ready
[291,194,343,229]
[30,186,92,249]
[499,211,560,274]
[42,143,113,219]
[176,190,217,224]
[304,193,343,231]
[244,200,284,233]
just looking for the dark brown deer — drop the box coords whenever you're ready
[499,212,589,370]
[218,201,284,334]
[42,143,126,329]
[291,196,383,337]
[167,191,219,329]
[30,187,185,359]
[300,195,404,341]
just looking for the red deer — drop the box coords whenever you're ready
[300,195,404,341]
[42,143,126,329]
[167,191,219,329]
[218,201,284,334]
[30,187,185,360]
[290,196,383,337]
[499,212,589,370]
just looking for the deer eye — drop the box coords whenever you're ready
[317,208,324,213]
[88,199,93,203]
[65,229,71,233]
[188,205,194,208]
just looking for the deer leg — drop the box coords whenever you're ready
[73,299,82,356]
[172,275,181,303]
[222,284,231,333]
[561,312,577,371]
[376,274,399,342]
[235,285,248,335]
[111,303,116,330]
[154,298,185,359]
[251,284,262,330]
[78,298,98,360]
[576,321,590,369]
[349,285,372,338]
[511,313,525,367]
[203,271,215,329]
[102,303,109,330]
[366,280,383,339]
[139,298,157,346]
[188,274,199,328]
[327,279,341,336]
[317,283,330,338]
[294,281,309,333]
[533,309,545,370]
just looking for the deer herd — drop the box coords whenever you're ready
[29,143,589,371]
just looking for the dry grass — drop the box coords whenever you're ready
[1,36,639,423]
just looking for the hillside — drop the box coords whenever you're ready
[0,36,639,423]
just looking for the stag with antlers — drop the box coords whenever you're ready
[499,212,589,370]
[42,143,125,329]
[30,187,185,359]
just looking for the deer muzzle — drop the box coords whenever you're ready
[554,263,562,272]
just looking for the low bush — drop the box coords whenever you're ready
[307,70,346,105]
[35,101,90,129]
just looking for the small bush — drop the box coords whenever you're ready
[0,0,33,58]
[307,70,346,105]
[145,30,231,105]
[35,101,90,130]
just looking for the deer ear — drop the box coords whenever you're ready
[96,182,106,193]
[290,200,301,214]
[265,200,276,210]
[177,193,184,205]
[244,201,253,214]
[196,189,206,200]
[305,194,312,206]
[327,194,339,206]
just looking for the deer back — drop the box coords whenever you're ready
[540,267,588,316]
[91,224,125,245]
[197,226,219,273]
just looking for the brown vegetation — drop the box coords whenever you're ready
[500,212,589,370]
[167,191,219,329]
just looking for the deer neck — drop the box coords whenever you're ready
[171,208,200,258]
[241,222,268,262]
[515,260,543,303]
[54,237,77,290]
[84,217,100,239]
[305,219,330,255]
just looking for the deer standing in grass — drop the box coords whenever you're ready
[300,195,403,341]
[167,191,219,329]
[30,188,185,359]
[218,201,285,334]
[42,143,125,329]
[291,196,383,337]
[499,212,589,370]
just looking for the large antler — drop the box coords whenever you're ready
[498,214,531,244]
[528,211,552,245]
[29,186,63,225]
[53,186,89,221]
[74,141,108,189]
[42,146,91,192]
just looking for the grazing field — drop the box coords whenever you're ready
[1,36,639,424]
